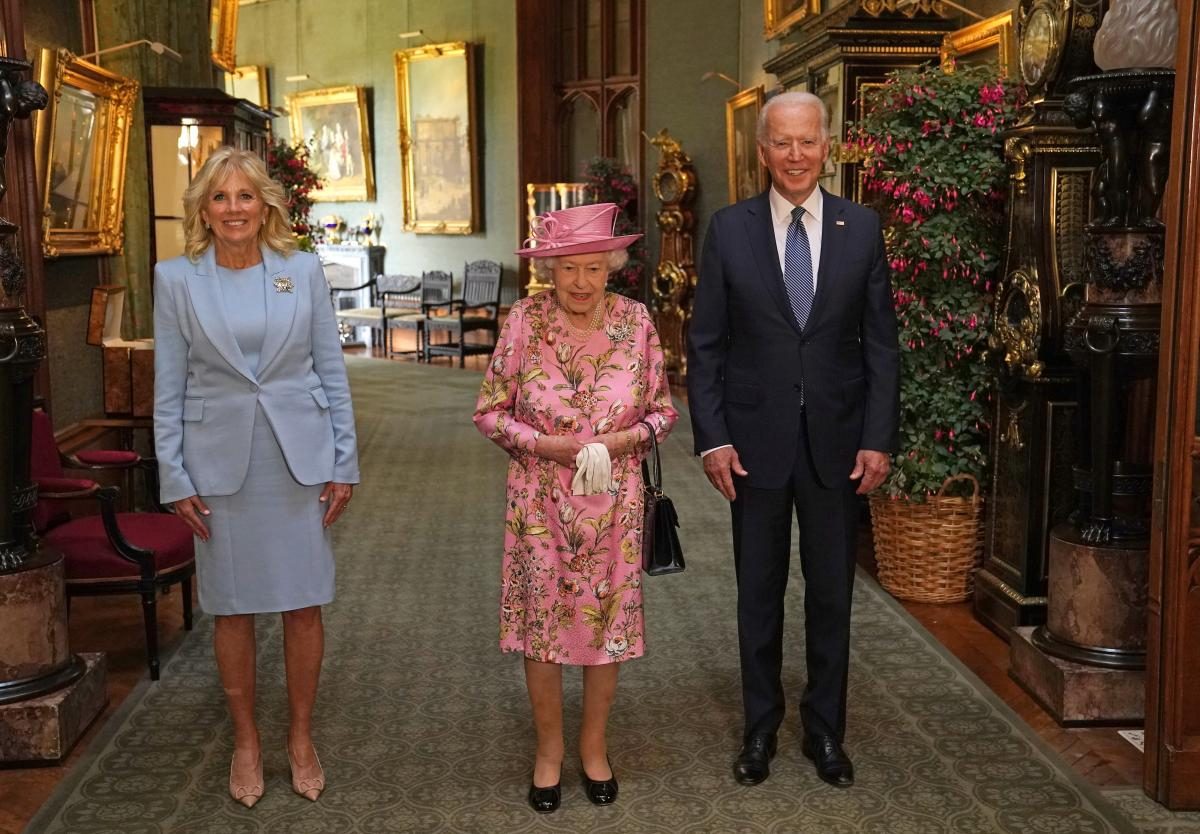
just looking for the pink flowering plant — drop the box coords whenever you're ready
[847,62,1017,500]
[267,139,324,253]
[583,157,644,298]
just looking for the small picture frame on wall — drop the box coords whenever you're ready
[726,86,766,204]
[764,0,820,39]
[286,85,376,202]
[394,41,480,234]
[226,65,269,109]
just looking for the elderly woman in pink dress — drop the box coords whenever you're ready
[474,203,678,814]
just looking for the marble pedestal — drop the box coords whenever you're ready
[0,653,107,761]
[0,550,108,761]
[1010,524,1147,724]
[0,549,74,695]
[1011,626,1143,724]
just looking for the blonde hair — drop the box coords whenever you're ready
[540,248,630,273]
[182,146,297,261]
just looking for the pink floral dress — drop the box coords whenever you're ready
[474,292,678,665]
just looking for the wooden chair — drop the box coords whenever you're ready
[30,410,194,681]
[385,271,454,361]
[425,260,504,367]
[323,261,373,345]
[333,272,424,354]
[337,273,421,358]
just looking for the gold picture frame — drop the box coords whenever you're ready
[211,0,239,73]
[395,41,479,234]
[941,11,1016,78]
[286,85,376,202]
[226,65,269,109]
[33,48,139,258]
[764,0,821,39]
[726,86,766,203]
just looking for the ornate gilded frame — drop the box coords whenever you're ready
[394,41,479,234]
[726,86,766,203]
[211,0,239,73]
[941,11,1017,78]
[764,0,821,39]
[33,48,138,258]
[226,65,269,109]
[286,85,376,202]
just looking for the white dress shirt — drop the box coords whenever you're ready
[701,186,823,459]
[769,184,823,290]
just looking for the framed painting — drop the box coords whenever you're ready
[33,48,139,258]
[226,65,269,109]
[941,11,1017,78]
[726,86,766,204]
[211,0,239,73]
[764,0,821,39]
[394,41,479,234]
[286,86,376,202]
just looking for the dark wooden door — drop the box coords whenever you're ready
[1145,0,1200,809]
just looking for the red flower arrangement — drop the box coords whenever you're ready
[583,157,644,298]
[847,62,1018,500]
[266,139,324,253]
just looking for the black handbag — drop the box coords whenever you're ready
[641,423,685,576]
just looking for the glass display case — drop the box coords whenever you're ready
[143,87,272,269]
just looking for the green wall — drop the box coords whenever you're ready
[642,0,746,274]
[237,0,518,289]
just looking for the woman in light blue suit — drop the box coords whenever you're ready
[154,147,359,808]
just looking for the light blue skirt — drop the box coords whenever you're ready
[195,405,335,615]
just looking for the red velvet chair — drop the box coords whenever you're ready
[30,410,194,680]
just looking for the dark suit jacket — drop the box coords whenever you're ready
[687,188,900,490]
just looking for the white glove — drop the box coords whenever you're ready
[571,442,614,495]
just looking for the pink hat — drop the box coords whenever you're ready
[516,202,642,258]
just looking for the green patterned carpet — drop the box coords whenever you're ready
[24,358,1194,833]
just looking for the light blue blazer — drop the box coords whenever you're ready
[153,244,361,504]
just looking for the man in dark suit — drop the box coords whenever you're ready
[687,91,899,788]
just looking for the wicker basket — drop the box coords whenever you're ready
[868,474,985,604]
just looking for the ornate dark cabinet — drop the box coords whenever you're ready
[763,4,956,201]
[975,0,1106,637]
[143,87,272,272]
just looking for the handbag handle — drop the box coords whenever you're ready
[641,421,662,491]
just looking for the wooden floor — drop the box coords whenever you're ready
[0,330,1141,834]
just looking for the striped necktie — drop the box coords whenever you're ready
[783,205,815,330]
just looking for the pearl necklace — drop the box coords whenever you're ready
[557,295,606,341]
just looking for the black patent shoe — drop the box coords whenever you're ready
[528,782,561,814]
[801,733,854,788]
[733,733,777,785]
[581,758,618,805]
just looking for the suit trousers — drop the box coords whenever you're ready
[731,413,860,741]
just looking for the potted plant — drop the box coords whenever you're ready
[267,139,324,252]
[847,61,1018,602]
[583,156,645,298]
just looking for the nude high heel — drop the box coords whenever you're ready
[229,752,264,808]
[288,744,326,801]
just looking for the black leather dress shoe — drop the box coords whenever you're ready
[582,759,618,805]
[802,733,854,788]
[527,782,561,814]
[732,734,778,785]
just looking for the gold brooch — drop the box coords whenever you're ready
[273,276,294,293]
